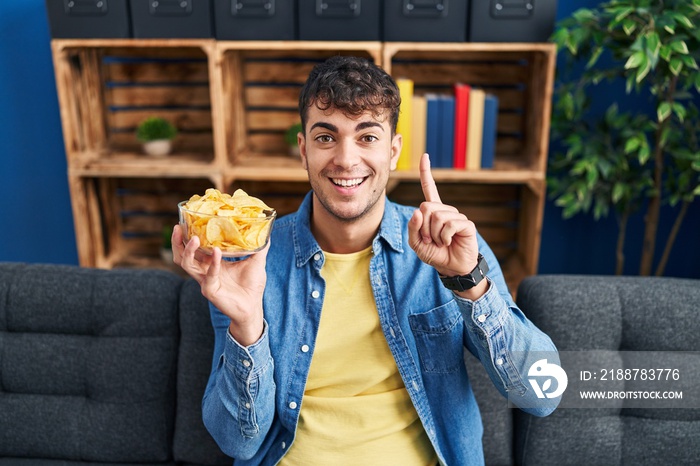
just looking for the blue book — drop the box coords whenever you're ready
[481,94,499,169]
[438,95,455,168]
[425,94,442,167]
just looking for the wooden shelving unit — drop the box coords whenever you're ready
[383,42,555,287]
[50,39,555,292]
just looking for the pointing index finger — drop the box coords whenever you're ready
[419,153,442,203]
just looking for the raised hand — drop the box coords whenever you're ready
[172,224,268,345]
[408,153,482,286]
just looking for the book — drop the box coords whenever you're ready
[452,83,470,169]
[466,88,485,171]
[425,93,442,168]
[395,78,414,171]
[411,94,427,170]
[438,95,455,169]
[481,93,499,169]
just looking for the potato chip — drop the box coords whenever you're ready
[178,188,275,255]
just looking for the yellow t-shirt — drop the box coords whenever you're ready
[280,247,436,465]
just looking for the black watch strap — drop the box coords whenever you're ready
[439,254,489,292]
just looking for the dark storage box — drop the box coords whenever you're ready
[383,0,468,42]
[469,0,557,43]
[45,0,131,38]
[129,0,213,38]
[214,0,296,40]
[298,0,380,41]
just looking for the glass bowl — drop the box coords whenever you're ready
[178,201,276,257]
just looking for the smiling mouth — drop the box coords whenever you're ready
[331,177,366,188]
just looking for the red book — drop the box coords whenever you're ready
[452,83,470,169]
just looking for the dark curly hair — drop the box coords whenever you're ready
[298,56,401,134]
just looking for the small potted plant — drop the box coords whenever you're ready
[284,122,303,158]
[136,117,178,157]
[160,224,174,264]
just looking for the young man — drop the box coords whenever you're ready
[173,56,559,465]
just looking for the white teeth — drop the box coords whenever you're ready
[332,178,364,187]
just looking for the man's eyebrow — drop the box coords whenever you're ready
[308,121,384,132]
[355,121,384,132]
[309,122,338,132]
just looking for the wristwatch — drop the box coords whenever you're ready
[439,254,489,292]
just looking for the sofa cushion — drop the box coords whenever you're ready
[0,263,181,463]
[514,275,700,466]
[173,279,232,465]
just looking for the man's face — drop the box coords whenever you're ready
[298,104,401,223]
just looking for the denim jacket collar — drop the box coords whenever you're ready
[292,191,405,267]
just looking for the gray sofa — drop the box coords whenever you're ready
[1,263,698,465]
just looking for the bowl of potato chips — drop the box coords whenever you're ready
[178,188,276,257]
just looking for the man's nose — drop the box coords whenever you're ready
[332,138,360,168]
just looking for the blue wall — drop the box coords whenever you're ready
[0,0,77,264]
[1,0,698,278]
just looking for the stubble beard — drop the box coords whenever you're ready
[308,169,387,224]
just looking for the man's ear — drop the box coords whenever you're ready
[298,130,307,170]
[390,133,402,171]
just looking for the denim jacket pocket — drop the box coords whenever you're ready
[409,300,464,374]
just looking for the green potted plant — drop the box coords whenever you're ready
[160,224,173,264]
[136,117,178,157]
[549,0,700,275]
[285,122,303,158]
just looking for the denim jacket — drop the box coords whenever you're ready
[203,193,559,466]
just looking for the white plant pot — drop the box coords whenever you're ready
[143,139,172,157]
[160,247,174,264]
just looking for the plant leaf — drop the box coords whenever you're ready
[669,57,684,76]
[555,192,575,207]
[658,101,672,122]
[622,18,637,35]
[672,12,694,29]
[586,46,604,69]
[646,31,661,57]
[572,8,596,22]
[660,45,672,62]
[563,203,579,219]
[551,27,570,51]
[593,200,606,220]
[638,144,651,165]
[672,102,686,123]
[625,51,645,69]
[586,167,598,187]
[681,55,699,70]
[561,92,575,120]
[613,6,634,23]
[636,56,652,83]
[625,137,640,154]
[613,182,625,203]
[670,40,689,55]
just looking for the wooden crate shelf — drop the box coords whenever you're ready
[382,42,555,175]
[51,39,220,174]
[214,41,383,173]
[52,39,555,294]
[68,176,218,270]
